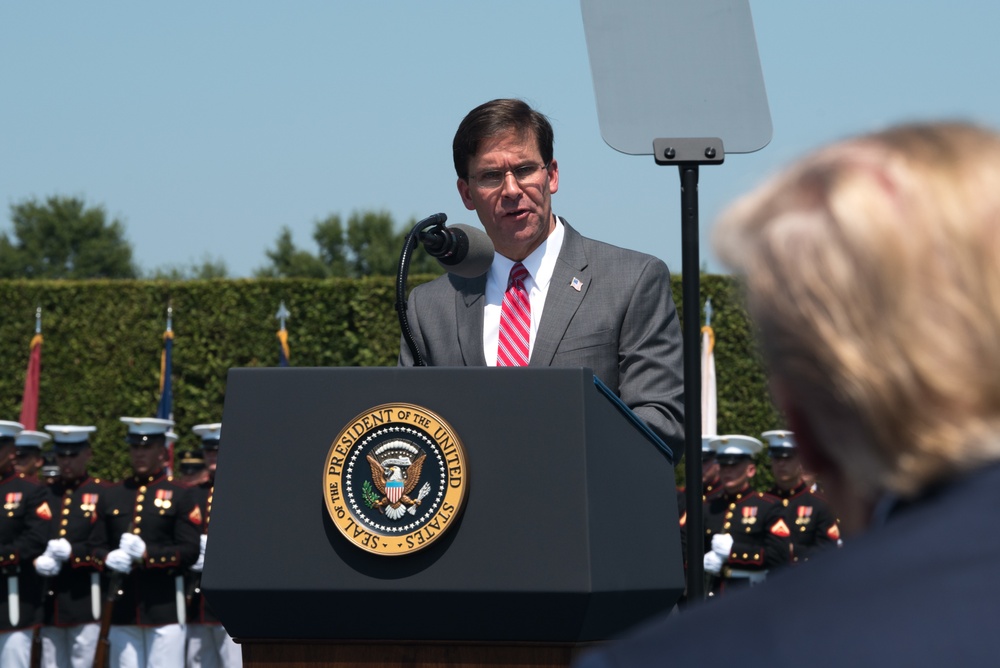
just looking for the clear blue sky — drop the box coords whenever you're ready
[2,2,998,278]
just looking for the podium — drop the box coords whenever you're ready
[203,367,683,667]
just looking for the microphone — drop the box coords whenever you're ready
[419,221,494,278]
[397,213,495,366]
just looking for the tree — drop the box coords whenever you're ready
[146,255,229,280]
[0,196,138,279]
[255,210,443,278]
[255,227,331,278]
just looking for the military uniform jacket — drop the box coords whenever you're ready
[704,488,792,573]
[0,470,54,631]
[93,473,200,626]
[769,482,840,562]
[678,480,724,566]
[45,476,106,626]
[185,480,218,625]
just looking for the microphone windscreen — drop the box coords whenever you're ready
[438,224,494,278]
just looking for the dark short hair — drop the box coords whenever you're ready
[452,99,554,181]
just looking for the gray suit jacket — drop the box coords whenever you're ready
[399,220,684,451]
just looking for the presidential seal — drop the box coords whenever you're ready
[323,403,468,556]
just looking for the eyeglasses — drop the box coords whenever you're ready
[470,163,549,190]
[55,452,81,459]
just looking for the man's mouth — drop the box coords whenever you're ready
[501,208,530,220]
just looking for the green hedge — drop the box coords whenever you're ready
[0,275,781,485]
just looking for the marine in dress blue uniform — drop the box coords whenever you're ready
[703,435,791,594]
[762,430,840,562]
[33,425,106,668]
[93,417,200,668]
[184,422,242,668]
[0,421,54,667]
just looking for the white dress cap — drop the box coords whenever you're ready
[761,430,796,449]
[119,417,175,436]
[192,423,222,442]
[710,434,764,458]
[14,430,51,449]
[0,421,25,439]
[44,425,97,444]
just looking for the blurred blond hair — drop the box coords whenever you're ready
[714,122,1000,498]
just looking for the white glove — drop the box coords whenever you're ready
[47,538,72,562]
[105,549,133,574]
[704,550,724,575]
[119,533,147,561]
[190,535,207,573]
[34,554,62,577]
[711,533,734,559]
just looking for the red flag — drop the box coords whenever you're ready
[19,333,42,430]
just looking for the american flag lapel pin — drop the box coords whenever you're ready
[571,277,582,292]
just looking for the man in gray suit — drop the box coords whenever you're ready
[399,98,684,450]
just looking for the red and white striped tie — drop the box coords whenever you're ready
[497,262,531,366]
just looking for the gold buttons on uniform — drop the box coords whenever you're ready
[136,505,143,512]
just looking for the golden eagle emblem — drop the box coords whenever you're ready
[366,440,432,520]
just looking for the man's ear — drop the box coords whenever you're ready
[457,178,476,211]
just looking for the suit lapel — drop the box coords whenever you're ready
[457,274,488,366]
[531,221,590,367]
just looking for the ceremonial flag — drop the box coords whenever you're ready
[701,299,717,437]
[18,309,43,431]
[276,301,290,367]
[157,308,175,474]
[157,315,173,420]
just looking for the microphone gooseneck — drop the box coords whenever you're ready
[396,214,496,366]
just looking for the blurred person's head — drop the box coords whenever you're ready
[701,435,720,485]
[14,430,49,477]
[0,422,24,476]
[45,425,96,482]
[714,122,1000,530]
[121,417,173,478]
[176,448,208,484]
[711,435,763,496]
[763,430,802,492]
[192,423,222,479]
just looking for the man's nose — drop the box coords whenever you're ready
[500,172,523,198]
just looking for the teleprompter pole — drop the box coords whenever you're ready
[655,137,724,603]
